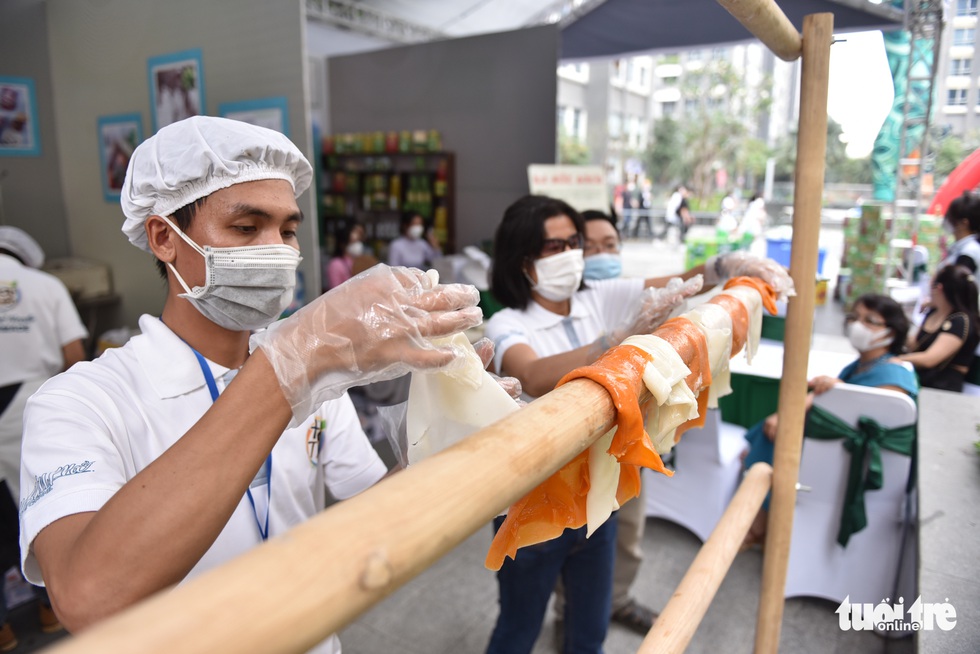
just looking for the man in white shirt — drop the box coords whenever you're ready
[19,116,482,653]
[0,226,86,646]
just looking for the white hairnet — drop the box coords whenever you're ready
[120,116,313,252]
[0,226,44,269]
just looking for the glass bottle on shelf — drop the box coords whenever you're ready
[434,160,447,197]
[389,174,401,211]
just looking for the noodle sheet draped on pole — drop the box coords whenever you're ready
[485,277,781,570]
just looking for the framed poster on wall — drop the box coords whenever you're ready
[97,113,143,202]
[147,48,205,132]
[218,97,289,137]
[0,76,41,157]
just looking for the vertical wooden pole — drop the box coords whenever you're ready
[754,12,832,654]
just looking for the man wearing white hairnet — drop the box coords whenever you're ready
[17,116,484,651]
[0,226,85,645]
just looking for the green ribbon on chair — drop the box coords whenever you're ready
[804,405,916,547]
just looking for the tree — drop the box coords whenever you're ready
[643,116,685,185]
[675,59,771,203]
[773,117,872,184]
[557,127,590,165]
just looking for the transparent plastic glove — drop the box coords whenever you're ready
[596,275,704,354]
[473,337,525,404]
[251,264,483,423]
[704,250,796,299]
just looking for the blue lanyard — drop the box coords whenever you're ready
[190,347,272,541]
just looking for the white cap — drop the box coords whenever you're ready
[120,116,313,252]
[0,226,44,269]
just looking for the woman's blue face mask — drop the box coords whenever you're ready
[583,252,622,280]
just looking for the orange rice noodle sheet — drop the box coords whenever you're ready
[485,345,665,570]
[707,294,749,357]
[724,277,779,315]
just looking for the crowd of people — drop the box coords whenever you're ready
[3,113,980,654]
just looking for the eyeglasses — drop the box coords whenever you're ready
[539,233,584,257]
[845,313,886,328]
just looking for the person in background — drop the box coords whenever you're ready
[664,185,693,244]
[0,226,85,647]
[940,190,980,273]
[740,193,767,240]
[388,213,441,269]
[324,222,367,291]
[739,294,918,550]
[18,117,483,653]
[482,196,791,653]
[717,190,738,235]
[900,265,980,392]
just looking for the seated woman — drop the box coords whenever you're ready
[740,293,919,549]
[323,222,367,291]
[899,264,980,392]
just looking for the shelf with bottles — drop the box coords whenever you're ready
[320,149,455,256]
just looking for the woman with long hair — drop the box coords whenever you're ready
[900,264,980,391]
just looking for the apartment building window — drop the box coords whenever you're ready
[948,88,969,106]
[572,108,587,141]
[951,58,972,76]
[609,113,623,138]
[684,98,699,113]
[688,50,703,62]
[711,47,728,60]
[953,28,975,46]
[957,0,978,17]
[662,101,677,117]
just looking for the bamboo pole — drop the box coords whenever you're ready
[754,12,832,654]
[716,0,803,61]
[45,378,620,654]
[637,463,773,654]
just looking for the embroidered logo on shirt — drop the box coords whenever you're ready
[0,280,20,313]
[21,461,95,512]
[306,416,325,466]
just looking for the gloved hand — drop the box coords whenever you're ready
[252,264,483,422]
[472,337,524,404]
[704,250,796,299]
[595,275,704,354]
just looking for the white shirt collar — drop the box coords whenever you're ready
[524,291,592,329]
[132,314,233,399]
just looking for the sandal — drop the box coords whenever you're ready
[611,598,658,634]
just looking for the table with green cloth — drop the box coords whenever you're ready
[719,340,855,428]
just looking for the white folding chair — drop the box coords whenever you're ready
[785,384,917,608]
[644,409,747,542]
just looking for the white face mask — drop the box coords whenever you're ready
[161,216,302,332]
[846,320,892,353]
[529,248,584,302]
[408,225,425,240]
[346,241,364,257]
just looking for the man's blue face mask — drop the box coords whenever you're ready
[583,252,622,280]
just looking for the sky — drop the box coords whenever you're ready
[826,30,895,159]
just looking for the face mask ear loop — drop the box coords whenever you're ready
[158,215,207,297]
[166,262,196,296]
[159,214,208,257]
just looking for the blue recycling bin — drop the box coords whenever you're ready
[766,238,827,276]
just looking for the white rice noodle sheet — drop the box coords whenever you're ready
[586,427,620,537]
[722,285,763,364]
[407,331,521,464]
[622,334,699,455]
[685,302,734,408]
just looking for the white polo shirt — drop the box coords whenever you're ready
[19,315,385,654]
[943,235,980,272]
[0,254,88,387]
[485,278,644,398]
